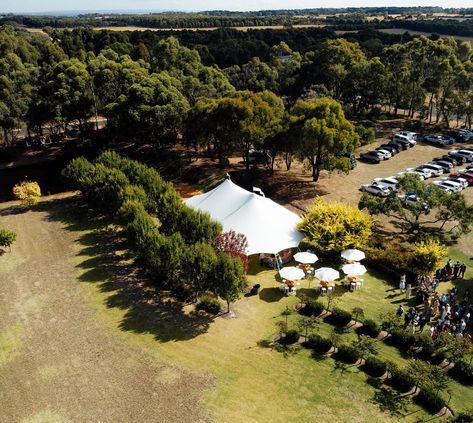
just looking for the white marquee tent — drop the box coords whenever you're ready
[184,177,304,255]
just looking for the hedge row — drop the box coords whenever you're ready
[62,153,244,302]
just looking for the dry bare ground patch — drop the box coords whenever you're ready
[0,194,211,423]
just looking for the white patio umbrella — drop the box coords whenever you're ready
[279,266,305,281]
[341,249,365,262]
[313,267,340,282]
[294,251,319,264]
[342,263,367,277]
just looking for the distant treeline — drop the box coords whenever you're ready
[2,7,473,30]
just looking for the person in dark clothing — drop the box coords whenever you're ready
[396,305,404,317]
[460,263,467,278]
[453,262,461,279]
[404,313,411,329]
[419,315,428,332]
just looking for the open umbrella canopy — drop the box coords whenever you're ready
[294,251,319,264]
[342,263,367,277]
[341,249,365,262]
[313,267,340,282]
[279,266,305,281]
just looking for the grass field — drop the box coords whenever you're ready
[2,194,472,422]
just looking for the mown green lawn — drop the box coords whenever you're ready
[47,197,472,422]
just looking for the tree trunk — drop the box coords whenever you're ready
[313,165,320,182]
[226,300,230,314]
[2,127,8,146]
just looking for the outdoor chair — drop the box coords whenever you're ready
[250,284,261,295]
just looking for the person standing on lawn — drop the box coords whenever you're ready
[399,273,406,294]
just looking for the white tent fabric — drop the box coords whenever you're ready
[185,178,303,255]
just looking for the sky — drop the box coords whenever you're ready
[2,0,473,14]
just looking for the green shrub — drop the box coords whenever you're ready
[389,328,416,349]
[451,360,473,385]
[361,319,381,338]
[355,125,376,146]
[414,333,436,359]
[363,356,387,377]
[329,308,352,326]
[301,299,325,317]
[449,410,473,422]
[283,329,300,345]
[306,334,332,354]
[336,344,359,364]
[387,367,415,393]
[196,295,221,314]
[366,246,413,276]
[415,386,447,413]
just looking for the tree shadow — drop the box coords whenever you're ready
[259,287,284,302]
[44,195,213,342]
[370,386,412,418]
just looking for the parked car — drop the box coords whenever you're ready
[360,151,383,163]
[447,152,468,164]
[360,184,391,197]
[389,138,411,150]
[398,193,429,212]
[446,130,472,143]
[451,172,473,185]
[433,180,463,193]
[396,131,417,146]
[374,149,392,160]
[373,177,399,191]
[430,160,453,172]
[430,182,453,194]
[460,147,473,155]
[342,153,357,169]
[441,176,468,189]
[449,150,473,162]
[406,167,433,179]
[377,144,399,155]
[247,149,271,165]
[419,163,446,176]
[392,134,413,148]
[423,134,455,146]
[432,155,460,166]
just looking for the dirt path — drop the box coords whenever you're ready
[0,196,210,423]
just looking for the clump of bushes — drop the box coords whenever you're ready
[283,329,300,345]
[414,333,436,359]
[415,386,447,413]
[451,360,473,385]
[387,366,415,393]
[388,328,416,349]
[301,299,325,316]
[363,356,387,377]
[336,344,359,364]
[196,296,221,315]
[360,319,381,338]
[306,334,332,354]
[355,125,376,146]
[328,308,352,326]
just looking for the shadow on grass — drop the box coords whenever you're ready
[259,287,284,302]
[43,195,213,342]
[370,386,412,418]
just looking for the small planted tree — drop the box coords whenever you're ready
[352,335,379,363]
[297,316,319,340]
[212,253,245,314]
[213,230,249,273]
[13,181,41,207]
[0,229,16,252]
[411,239,447,275]
[352,307,365,322]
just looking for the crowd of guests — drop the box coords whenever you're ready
[395,259,472,340]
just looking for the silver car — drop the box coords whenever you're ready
[361,184,391,197]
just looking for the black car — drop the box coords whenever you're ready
[447,152,467,164]
[389,139,410,150]
[430,160,453,172]
[433,156,458,166]
[360,151,383,163]
[377,144,399,155]
[446,130,469,143]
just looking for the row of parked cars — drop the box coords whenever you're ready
[361,147,473,198]
[17,134,63,149]
[423,129,473,146]
[359,131,417,163]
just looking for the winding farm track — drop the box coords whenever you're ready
[0,195,209,423]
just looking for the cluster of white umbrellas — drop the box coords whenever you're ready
[278,248,367,283]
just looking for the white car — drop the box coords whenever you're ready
[361,184,391,197]
[419,163,445,176]
[407,167,433,179]
[373,177,399,191]
[397,170,425,181]
[375,149,392,160]
[396,131,418,146]
[441,176,468,189]
[433,181,462,193]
